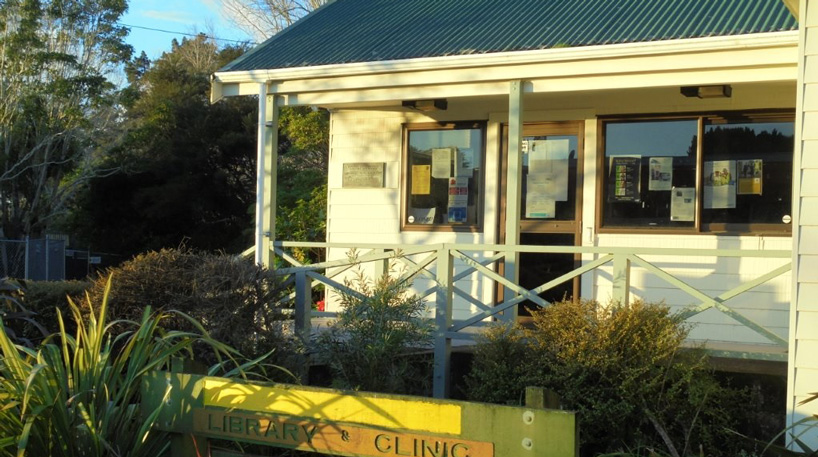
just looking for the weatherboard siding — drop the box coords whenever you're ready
[788,0,818,447]
[325,110,499,320]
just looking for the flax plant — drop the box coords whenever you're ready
[0,277,243,457]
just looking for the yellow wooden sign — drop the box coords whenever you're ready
[142,372,577,457]
[193,409,493,457]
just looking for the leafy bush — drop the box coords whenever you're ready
[463,323,530,404]
[15,280,91,337]
[0,278,47,347]
[315,261,433,394]
[0,277,248,457]
[465,299,745,457]
[84,248,301,380]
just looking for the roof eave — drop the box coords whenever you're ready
[211,31,799,103]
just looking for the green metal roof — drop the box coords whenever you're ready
[222,0,797,72]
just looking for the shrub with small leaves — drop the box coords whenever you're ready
[315,259,433,395]
[465,299,746,457]
[84,248,301,380]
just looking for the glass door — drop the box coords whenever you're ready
[499,122,583,315]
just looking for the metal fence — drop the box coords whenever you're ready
[0,238,66,280]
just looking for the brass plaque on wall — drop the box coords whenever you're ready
[342,162,385,188]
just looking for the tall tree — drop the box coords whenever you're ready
[0,0,131,239]
[65,36,259,256]
[219,0,325,41]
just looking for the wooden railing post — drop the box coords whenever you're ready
[433,245,453,398]
[294,271,312,341]
[612,252,630,305]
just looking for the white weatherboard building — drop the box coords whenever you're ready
[212,0,816,445]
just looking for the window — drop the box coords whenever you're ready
[403,122,485,230]
[599,112,794,234]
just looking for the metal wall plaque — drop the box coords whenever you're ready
[342,162,385,188]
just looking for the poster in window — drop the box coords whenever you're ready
[703,160,736,209]
[526,175,556,218]
[737,159,763,195]
[648,157,673,191]
[410,207,436,224]
[448,207,467,223]
[431,148,452,178]
[608,156,641,202]
[670,187,695,221]
[528,139,569,201]
[411,165,431,195]
[455,148,474,177]
[447,177,469,207]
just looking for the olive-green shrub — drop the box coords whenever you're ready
[84,248,301,380]
[315,263,433,395]
[465,299,745,457]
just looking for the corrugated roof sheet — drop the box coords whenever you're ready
[222,0,797,72]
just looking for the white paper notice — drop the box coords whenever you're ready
[528,139,569,201]
[670,187,695,221]
[703,160,736,209]
[648,157,673,191]
[455,148,474,176]
[447,177,469,207]
[431,148,452,179]
[526,175,556,218]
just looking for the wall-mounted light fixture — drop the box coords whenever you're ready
[402,99,448,111]
[680,85,732,99]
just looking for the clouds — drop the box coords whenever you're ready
[141,9,196,25]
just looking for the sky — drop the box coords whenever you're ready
[122,0,255,60]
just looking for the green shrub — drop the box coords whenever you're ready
[465,299,745,457]
[0,277,250,457]
[17,280,91,337]
[84,248,301,380]
[463,323,530,404]
[315,261,433,394]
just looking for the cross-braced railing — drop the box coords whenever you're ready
[256,241,792,398]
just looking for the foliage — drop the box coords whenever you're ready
[463,323,530,405]
[220,0,326,41]
[277,183,327,263]
[83,248,301,380]
[64,36,258,257]
[465,299,745,457]
[13,280,91,337]
[0,278,46,347]
[0,0,131,239]
[0,276,248,457]
[315,259,433,394]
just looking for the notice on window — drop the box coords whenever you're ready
[704,160,736,209]
[448,207,467,223]
[455,148,474,176]
[411,165,431,195]
[528,139,569,201]
[447,177,469,207]
[737,159,762,195]
[608,156,641,202]
[670,187,695,221]
[410,207,436,224]
[431,148,452,178]
[526,175,556,218]
[648,157,673,191]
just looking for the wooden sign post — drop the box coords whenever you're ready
[142,371,577,457]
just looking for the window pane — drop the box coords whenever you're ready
[701,121,794,226]
[602,119,698,228]
[406,127,482,227]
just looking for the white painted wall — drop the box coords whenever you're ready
[788,0,818,448]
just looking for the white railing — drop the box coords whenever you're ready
[260,241,792,398]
